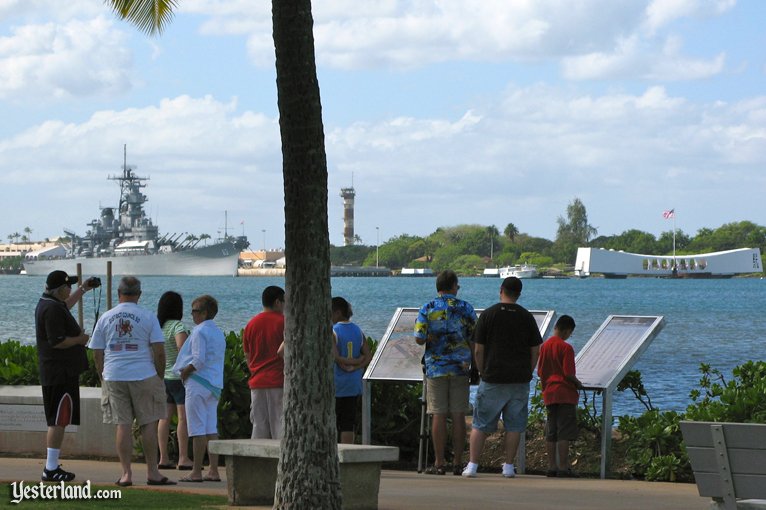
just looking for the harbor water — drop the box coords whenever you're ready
[2,275,764,418]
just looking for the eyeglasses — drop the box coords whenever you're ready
[191,308,203,314]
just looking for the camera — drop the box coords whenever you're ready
[87,277,102,288]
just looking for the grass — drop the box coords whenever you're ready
[3,482,228,509]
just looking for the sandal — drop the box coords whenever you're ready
[425,465,446,475]
[178,476,203,483]
[146,476,177,486]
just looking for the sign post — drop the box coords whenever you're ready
[575,315,665,478]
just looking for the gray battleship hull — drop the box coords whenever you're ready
[24,242,240,277]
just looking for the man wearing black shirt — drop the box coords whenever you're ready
[462,277,542,478]
[35,270,97,482]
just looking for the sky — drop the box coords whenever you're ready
[1,0,765,250]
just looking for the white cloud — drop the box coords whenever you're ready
[644,0,736,34]
[0,16,133,100]
[0,0,104,22]
[172,0,733,84]
[561,34,725,81]
[176,0,647,69]
[1,85,764,247]
[0,95,281,241]
[326,84,766,240]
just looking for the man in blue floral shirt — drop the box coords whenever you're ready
[414,269,477,475]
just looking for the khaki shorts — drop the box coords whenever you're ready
[545,403,578,442]
[102,376,166,426]
[426,375,470,415]
[250,388,284,439]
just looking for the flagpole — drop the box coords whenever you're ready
[672,209,677,276]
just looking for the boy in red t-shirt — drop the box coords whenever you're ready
[537,315,582,477]
[243,286,285,439]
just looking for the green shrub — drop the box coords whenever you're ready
[369,381,422,459]
[80,349,101,387]
[218,330,251,439]
[0,340,39,385]
[617,362,766,481]
[617,409,690,481]
[685,361,766,423]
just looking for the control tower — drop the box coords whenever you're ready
[340,185,356,246]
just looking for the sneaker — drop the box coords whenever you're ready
[461,463,478,478]
[42,465,75,482]
[502,463,516,478]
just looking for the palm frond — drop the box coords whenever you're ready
[106,0,178,36]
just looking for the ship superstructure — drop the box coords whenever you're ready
[24,148,249,276]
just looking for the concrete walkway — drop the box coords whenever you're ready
[0,457,707,509]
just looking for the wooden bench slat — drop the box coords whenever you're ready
[681,421,766,506]
[687,447,766,475]
[681,421,766,449]
[692,473,766,500]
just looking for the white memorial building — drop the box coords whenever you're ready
[574,247,762,278]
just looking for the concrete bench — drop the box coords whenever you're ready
[208,438,398,509]
[681,421,766,510]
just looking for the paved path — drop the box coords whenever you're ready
[0,457,706,509]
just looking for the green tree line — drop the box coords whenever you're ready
[331,198,766,274]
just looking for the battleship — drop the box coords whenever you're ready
[24,149,249,277]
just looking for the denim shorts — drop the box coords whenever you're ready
[471,381,529,433]
[165,378,186,405]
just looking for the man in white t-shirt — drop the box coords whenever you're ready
[89,276,175,487]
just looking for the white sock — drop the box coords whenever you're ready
[466,462,478,470]
[503,463,515,473]
[46,448,60,471]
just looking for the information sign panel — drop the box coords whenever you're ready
[364,307,555,382]
[575,315,665,390]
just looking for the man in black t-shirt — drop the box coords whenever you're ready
[35,270,97,482]
[462,277,542,478]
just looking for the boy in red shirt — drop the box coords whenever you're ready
[537,315,582,477]
[243,286,285,439]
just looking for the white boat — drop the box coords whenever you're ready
[499,264,538,279]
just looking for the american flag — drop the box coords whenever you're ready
[663,209,675,219]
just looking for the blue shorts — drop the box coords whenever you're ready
[471,381,529,433]
[165,379,186,405]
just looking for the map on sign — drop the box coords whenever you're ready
[575,315,665,390]
[364,307,555,382]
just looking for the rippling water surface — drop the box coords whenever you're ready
[3,274,764,416]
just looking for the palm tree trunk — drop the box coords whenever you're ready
[272,1,341,508]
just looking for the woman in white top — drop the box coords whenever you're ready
[174,294,225,483]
